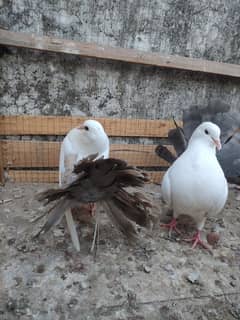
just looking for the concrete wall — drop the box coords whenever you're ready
[0,0,240,119]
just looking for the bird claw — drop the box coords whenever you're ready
[184,231,210,250]
[160,218,181,236]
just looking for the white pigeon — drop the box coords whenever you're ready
[161,121,228,248]
[59,119,110,251]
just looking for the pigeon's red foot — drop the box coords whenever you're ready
[160,218,181,236]
[184,230,209,249]
[89,202,96,217]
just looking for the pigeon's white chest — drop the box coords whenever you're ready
[65,129,108,161]
[163,148,228,220]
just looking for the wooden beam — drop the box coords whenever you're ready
[0,29,239,77]
[0,115,180,138]
[2,140,172,168]
[0,141,5,185]
[8,169,163,184]
[8,170,59,183]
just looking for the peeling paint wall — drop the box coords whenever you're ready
[0,0,240,119]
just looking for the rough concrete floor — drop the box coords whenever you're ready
[0,182,240,320]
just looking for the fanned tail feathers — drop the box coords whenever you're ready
[34,198,71,238]
[112,189,152,227]
[36,188,67,204]
[35,157,153,244]
[101,200,138,241]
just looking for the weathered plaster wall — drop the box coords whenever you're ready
[0,0,240,118]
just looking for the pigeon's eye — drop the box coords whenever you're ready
[84,126,89,131]
[204,129,209,135]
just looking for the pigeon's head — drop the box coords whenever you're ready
[77,119,108,143]
[190,122,222,150]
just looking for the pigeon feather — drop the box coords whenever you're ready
[36,157,153,241]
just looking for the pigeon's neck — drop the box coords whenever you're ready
[188,138,216,156]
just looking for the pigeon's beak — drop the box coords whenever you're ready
[212,138,222,150]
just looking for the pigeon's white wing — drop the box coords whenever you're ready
[59,135,78,186]
[98,143,110,159]
[59,135,80,251]
[59,141,65,186]
[161,170,172,208]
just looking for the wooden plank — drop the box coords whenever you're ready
[0,115,181,137]
[8,169,164,184]
[0,141,5,185]
[3,140,172,168]
[110,144,171,167]
[8,170,59,183]
[4,141,59,168]
[0,29,240,77]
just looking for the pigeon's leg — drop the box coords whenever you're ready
[184,230,210,249]
[89,203,97,217]
[90,220,100,260]
[160,218,181,236]
[90,221,98,253]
